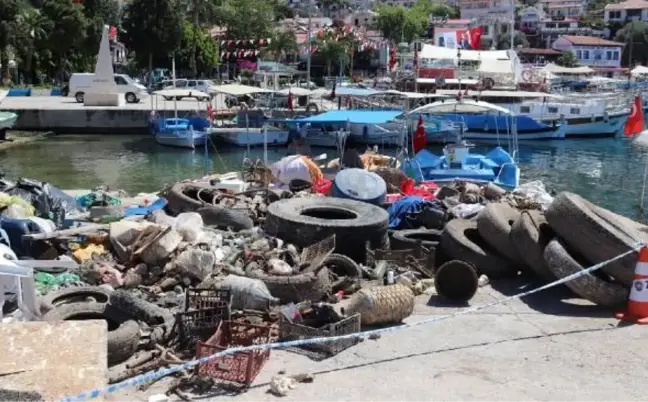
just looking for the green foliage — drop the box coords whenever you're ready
[40,0,88,76]
[176,21,219,73]
[557,51,578,67]
[374,0,458,43]
[219,0,275,39]
[264,29,298,62]
[121,0,184,69]
[615,21,648,66]
[496,30,528,50]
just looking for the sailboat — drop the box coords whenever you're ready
[148,57,210,149]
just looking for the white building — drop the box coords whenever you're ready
[552,35,624,69]
[604,0,648,22]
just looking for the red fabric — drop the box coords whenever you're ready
[625,95,644,137]
[396,178,436,200]
[413,114,427,154]
[206,104,214,119]
[456,27,483,50]
[313,178,332,195]
[287,91,293,111]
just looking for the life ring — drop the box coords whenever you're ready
[447,144,456,163]
[305,102,319,114]
[522,70,532,82]
[481,77,495,90]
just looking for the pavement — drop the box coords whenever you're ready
[0,94,230,112]
[108,277,647,402]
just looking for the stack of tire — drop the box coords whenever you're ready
[439,192,645,307]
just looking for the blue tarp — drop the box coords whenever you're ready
[291,110,403,125]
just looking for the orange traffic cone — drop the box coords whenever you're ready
[616,246,648,324]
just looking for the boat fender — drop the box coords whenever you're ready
[603,111,609,123]
[363,125,369,139]
[521,70,532,82]
[305,102,319,114]
[448,146,456,163]
[559,114,566,125]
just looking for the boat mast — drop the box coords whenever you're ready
[172,56,178,120]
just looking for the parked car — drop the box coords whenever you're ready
[68,73,148,103]
[160,79,217,101]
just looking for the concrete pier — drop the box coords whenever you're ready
[0,95,233,134]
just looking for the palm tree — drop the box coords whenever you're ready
[0,0,22,85]
[316,33,349,77]
[266,29,297,63]
[14,8,47,84]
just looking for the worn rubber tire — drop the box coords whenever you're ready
[196,205,254,231]
[109,290,175,345]
[40,286,113,314]
[546,192,647,286]
[321,253,362,278]
[164,182,213,214]
[476,203,525,266]
[510,210,556,280]
[249,267,332,303]
[440,219,515,278]
[43,302,140,365]
[264,197,389,264]
[391,229,441,251]
[434,260,479,302]
[543,238,628,306]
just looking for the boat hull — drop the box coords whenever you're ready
[212,129,289,146]
[302,131,349,148]
[0,112,18,129]
[155,131,207,149]
[541,112,627,138]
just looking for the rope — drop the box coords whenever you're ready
[59,245,642,402]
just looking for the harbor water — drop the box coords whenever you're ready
[1,134,647,219]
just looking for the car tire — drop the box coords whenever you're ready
[125,92,137,103]
[75,92,85,103]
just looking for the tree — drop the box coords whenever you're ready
[13,7,48,84]
[176,21,219,75]
[374,0,456,44]
[219,0,275,40]
[615,21,648,67]
[182,0,220,77]
[0,0,22,84]
[121,0,184,73]
[264,29,297,63]
[314,29,352,76]
[496,30,528,50]
[40,0,88,82]
[557,51,578,67]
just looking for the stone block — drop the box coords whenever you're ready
[0,320,108,401]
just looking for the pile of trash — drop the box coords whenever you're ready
[0,164,644,398]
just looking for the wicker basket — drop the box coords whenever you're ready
[345,284,415,326]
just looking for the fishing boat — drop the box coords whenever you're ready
[148,89,210,149]
[401,142,520,189]
[210,108,290,147]
[0,112,17,129]
[293,123,350,148]
[409,99,567,141]
[433,89,628,139]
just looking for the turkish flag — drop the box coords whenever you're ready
[625,95,645,137]
[413,114,427,153]
[456,27,482,50]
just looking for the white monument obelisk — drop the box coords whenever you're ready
[84,25,124,106]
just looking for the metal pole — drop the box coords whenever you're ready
[414,42,419,93]
[510,1,514,51]
[306,1,313,88]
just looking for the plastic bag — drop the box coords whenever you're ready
[513,180,553,210]
[215,275,279,310]
[451,203,485,219]
[174,212,204,242]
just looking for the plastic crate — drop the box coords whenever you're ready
[279,313,361,357]
[177,307,230,352]
[195,321,273,386]
[185,288,232,311]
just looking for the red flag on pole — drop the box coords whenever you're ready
[413,114,427,154]
[625,95,645,137]
[287,90,294,111]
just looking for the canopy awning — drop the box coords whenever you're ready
[290,110,403,124]
[211,84,274,96]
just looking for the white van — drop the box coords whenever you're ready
[68,73,148,104]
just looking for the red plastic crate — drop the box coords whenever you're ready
[195,321,273,386]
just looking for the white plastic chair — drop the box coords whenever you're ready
[0,244,40,321]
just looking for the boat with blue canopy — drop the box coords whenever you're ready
[148,88,210,149]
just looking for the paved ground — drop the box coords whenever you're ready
[106,278,646,402]
[0,95,230,111]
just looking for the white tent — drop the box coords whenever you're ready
[631,65,648,76]
[418,44,510,62]
[541,63,594,74]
